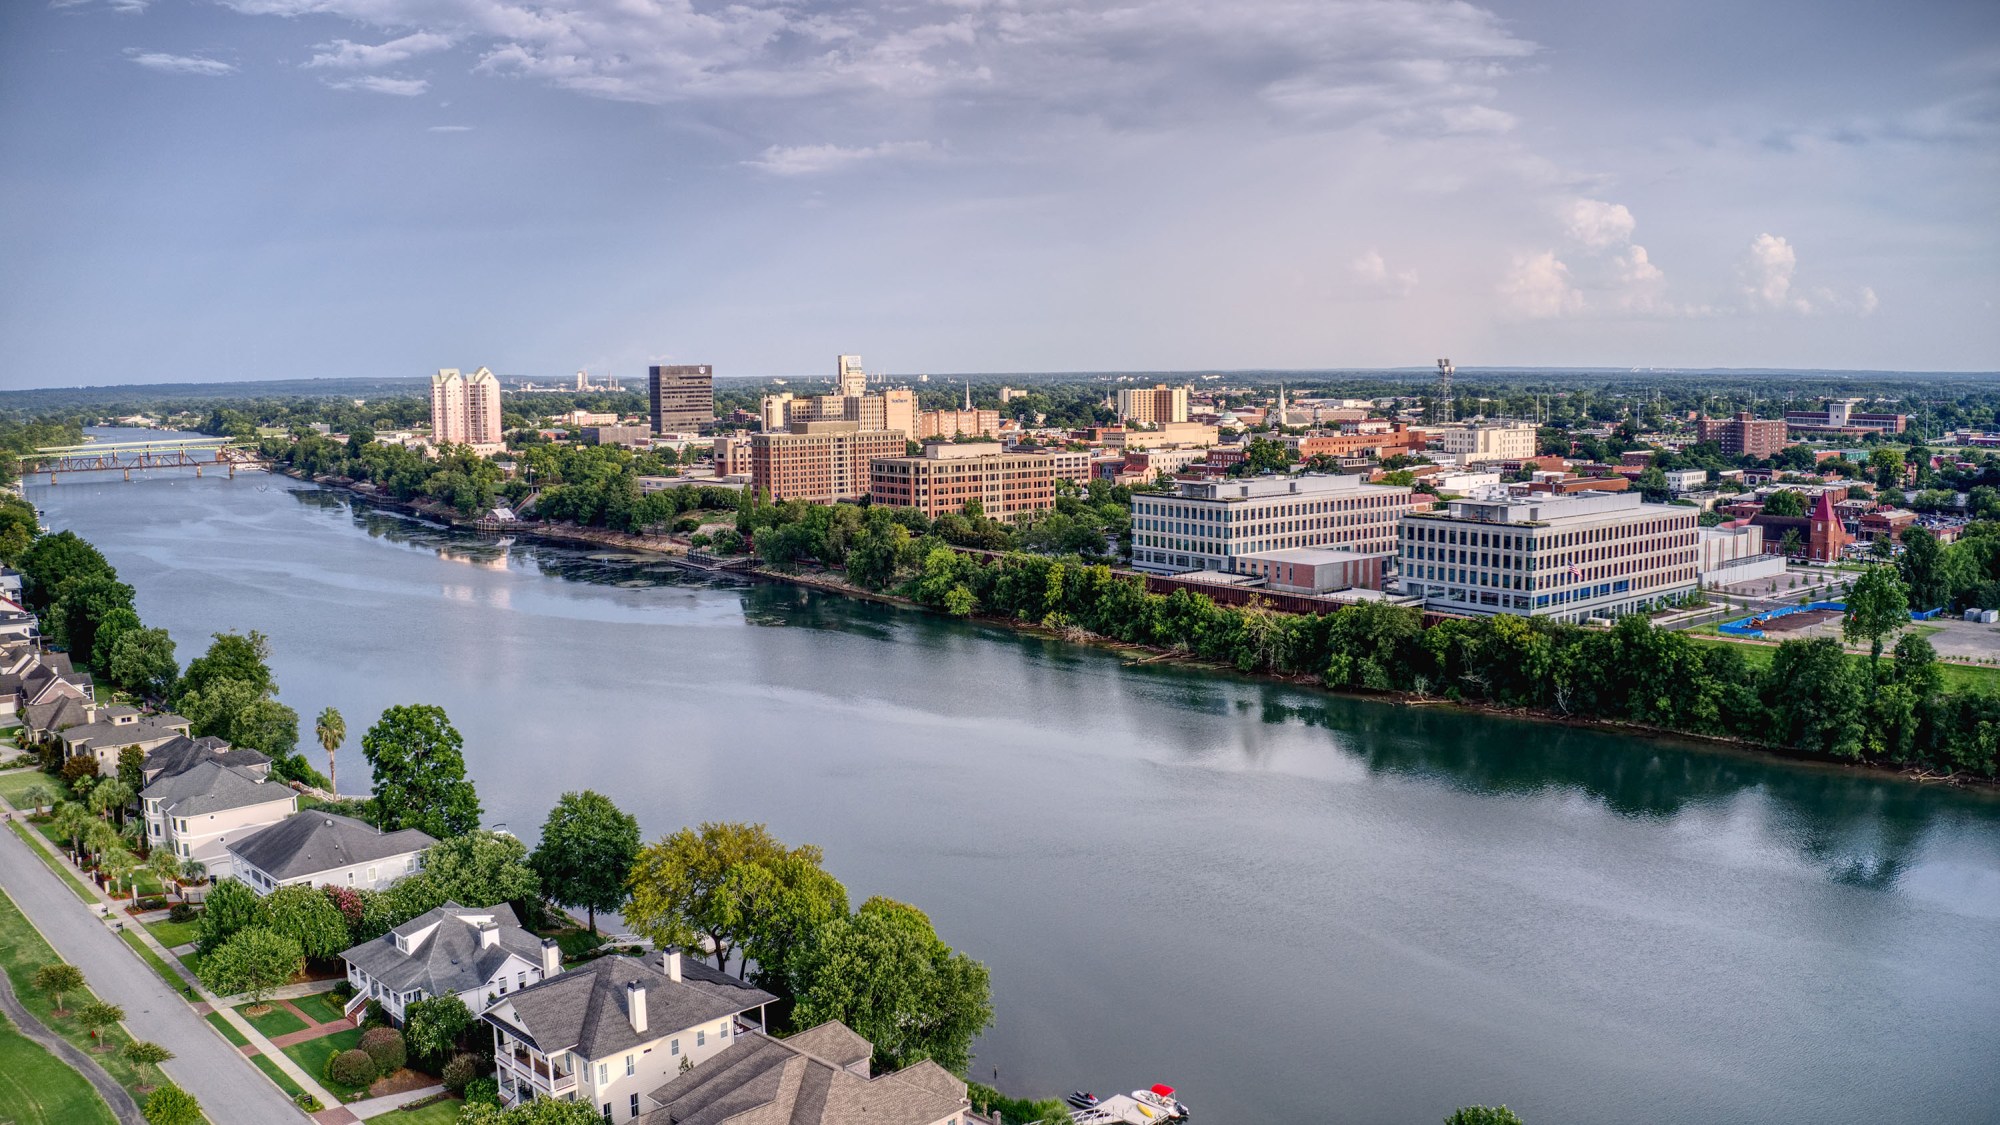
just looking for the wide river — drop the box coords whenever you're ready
[27,447,2000,1124]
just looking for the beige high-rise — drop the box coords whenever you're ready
[431,367,504,446]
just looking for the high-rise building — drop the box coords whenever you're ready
[1696,412,1790,459]
[649,365,714,433]
[1131,473,1430,574]
[750,421,906,503]
[883,389,917,440]
[915,409,1002,440]
[1397,490,1699,621]
[762,389,918,440]
[869,444,1061,522]
[1116,384,1191,426]
[837,355,867,397]
[431,367,504,449]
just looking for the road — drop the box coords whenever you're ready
[0,819,305,1125]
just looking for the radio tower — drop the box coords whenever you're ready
[1435,358,1454,423]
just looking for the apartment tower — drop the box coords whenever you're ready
[649,365,715,433]
[431,367,504,447]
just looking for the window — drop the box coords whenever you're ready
[696,1030,705,1047]
[367,866,377,881]
[602,1106,612,1124]
[669,1039,679,1056]
[719,1021,729,1039]
[598,1063,607,1086]
[629,1094,639,1118]
[624,1054,634,1077]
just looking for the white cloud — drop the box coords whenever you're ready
[1499,251,1583,318]
[1352,249,1418,297]
[125,50,235,76]
[1562,198,1636,251]
[744,141,937,176]
[326,75,429,96]
[305,31,454,70]
[1741,233,1809,313]
[427,124,474,133]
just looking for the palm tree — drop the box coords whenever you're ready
[52,802,91,860]
[146,850,182,902]
[83,819,121,869]
[99,847,138,899]
[315,707,345,796]
[21,782,53,816]
[178,858,208,900]
[87,778,134,824]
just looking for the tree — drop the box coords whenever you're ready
[47,573,137,668]
[98,846,139,898]
[121,1041,175,1090]
[194,878,264,954]
[142,1084,204,1125]
[531,791,641,934]
[87,777,133,824]
[90,606,142,673]
[197,927,303,1004]
[259,884,353,960]
[1843,565,1911,666]
[1761,489,1806,517]
[731,852,850,997]
[1446,1109,1525,1125]
[109,627,179,699]
[52,802,91,859]
[1765,637,1867,758]
[456,1099,605,1125]
[118,745,145,795]
[18,530,114,612]
[361,705,482,837]
[625,822,827,976]
[174,631,275,704]
[20,781,53,816]
[1869,446,1906,490]
[76,1000,125,1048]
[32,962,86,1013]
[315,706,346,796]
[403,995,474,1063]
[1778,528,1803,557]
[386,831,541,923]
[146,849,183,902]
[1896,527,1950,610]
[790,897,992,1075]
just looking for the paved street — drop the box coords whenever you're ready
[0,818,306,1125]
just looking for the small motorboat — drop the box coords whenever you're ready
[1068,1092,1100,1109]
[1134,1085,1189,1120]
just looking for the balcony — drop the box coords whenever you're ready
[502,1047,576,1096]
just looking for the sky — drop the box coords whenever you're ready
[1,0,1996,386]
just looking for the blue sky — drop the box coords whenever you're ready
[2,0,1995,385]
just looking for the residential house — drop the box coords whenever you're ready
[639,1020,975,1125]
[226,811,436,895]
[341,903,563,1024]
[140,759,297,877]
[481,950,776,1120]
[56,706,192,775]
[140,735,270,786]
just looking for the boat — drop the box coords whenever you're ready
[1134,1085,1189,1120]
[1067,1092,1100,1109]
[1064,1084,1188,1124]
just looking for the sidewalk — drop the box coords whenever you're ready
[350,1084,447,1119]
[0,798,338,1118]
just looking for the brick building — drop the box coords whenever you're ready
[1696,412,1790,459]
[750,421,905,503]
[869,444,1060,522]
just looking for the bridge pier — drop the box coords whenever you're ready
[123,469,130,482]
[195,465,202,478]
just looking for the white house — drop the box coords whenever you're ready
[640,1020,975,1125]
[341,903,561,1024]
[140,759,296,878]
[225,811,436,895]
[481,950,775,1121]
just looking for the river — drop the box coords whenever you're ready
[25,442,2000,1125]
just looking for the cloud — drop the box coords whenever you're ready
[305,31,454,70]
[125,50,236,75]
[1499,251,1583,318]
[1741,233,1808,313]
[427,124,474,133]
[1562,198,1636,251]
[52,0,149,11]
[325,75,429,96]
[744,141,937,176]
[1351,249,1418,297]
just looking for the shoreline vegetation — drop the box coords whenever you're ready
[268,462,2000,791]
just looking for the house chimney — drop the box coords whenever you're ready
[477,921,499,949]
[540,938,560,977]
[625,982,648,1034]
[664,950,681,983]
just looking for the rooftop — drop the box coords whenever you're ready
[227,811,436,881]
[141,759,291,819]
[342,902,547,1000]
[640,1021,967,1125]
[485,952,775,1061]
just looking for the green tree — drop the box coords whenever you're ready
[1843,565,1911,666]
[20,781,54,816]
[146,849,183,903]
[1760,489,1806,517]
[18,530,114,612]
[174,631,275,703]
[1869,446,1906,490]
[391,831,541,920]
[141,1083,204,1125]
[361,705,482,837]
[194,878,263,954]
[121,1041,175,1090]
[197,927,303,1004]
[32,962,85,1013]
[75,1000,125,1048]
[258,884,353,960]
[117,745,145,796]
[90,606,143,673]
[625,822,828,976]
[531,791,641,935]
[47,573,137,667]
[315,706,346,796]
[402,995,474,1063]
[456,1098,605,1125]
[790,897,992,1075]
[1895,526,1950,610]
[108,627,179,699]
[1445,1108,1525,1125]
[1764,637,1867,758]
[731,851,851,998]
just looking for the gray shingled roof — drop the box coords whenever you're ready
[484,952,774,1060]
[143,735,268,783]
[227,811,436,881]
[640,1022,967,1125]
[60,711,187,751]
[341,902,548,999]
[141,759,291,818]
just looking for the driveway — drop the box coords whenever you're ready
[0,820,306,1125]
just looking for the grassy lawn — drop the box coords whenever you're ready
[0,889,159,1103]
[7,821,96,904]
[282,1025,368,1100]
[117,928,190,993]
[204,1011,249,1047]
[144,916,200,949]
[0,1012,119,1125]
[250,1052,307,1099]
[292,989,349,1025]
[235,1001,308,1037]
[389,1097,466,1124]
[0,768,62,810]
[1687,634,2000,691]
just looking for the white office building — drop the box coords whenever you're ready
[1396,490,1699,621]
[1433,421,1537,465]
[1131,473,1430,574]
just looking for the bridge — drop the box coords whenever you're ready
[25,437,269,482]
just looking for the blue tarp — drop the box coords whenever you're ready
[1718,600,1847,639]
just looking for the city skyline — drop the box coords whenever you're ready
[1,0,1995,387]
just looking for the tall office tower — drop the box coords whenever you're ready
[1116,384,1191,426]
[431,367,504,446]
[649,365,715,432]
[837,355,867,397]
[882,389,917,439]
